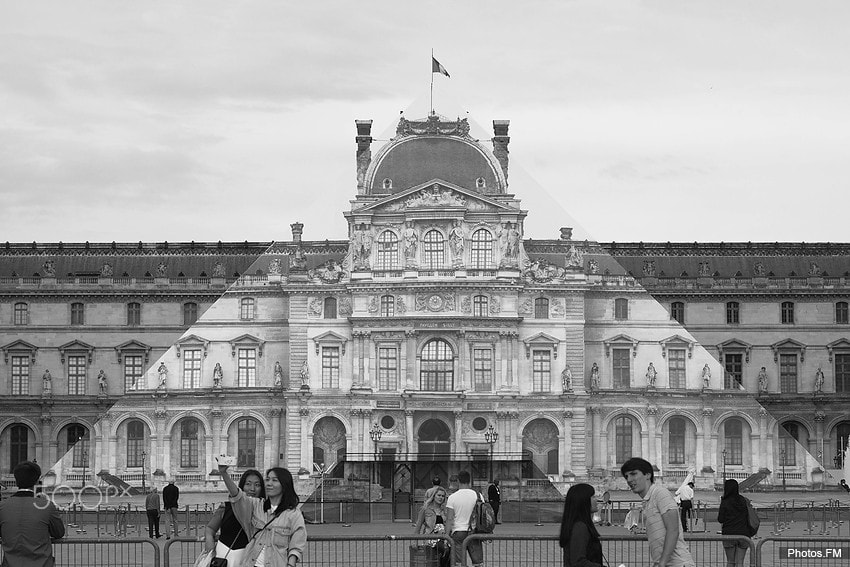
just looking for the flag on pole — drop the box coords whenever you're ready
[432,56,450,77]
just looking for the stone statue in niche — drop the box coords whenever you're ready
[300,360,310,390]
[352,226,374,269]
[402,222,418,267]
[645,362,657,388]
[100,263,114,277]
[448,220,465,267]
[498,222,521,265]
[98,370,108,395]
[156,263,168,277]
[565,245,584,268]
[274,361,283,387]
[212,262,226,278]
[42,369,53,396]
[213,363,223,388]
[757,367,768,393]
[42,260,56,277]
[157,362,168,390]
[701,364,712,389]
[589,363,600,392]
[561,364,573,393]
[815,367,825,393]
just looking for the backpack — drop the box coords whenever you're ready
[469,491,496,534]
[744,497,760,537]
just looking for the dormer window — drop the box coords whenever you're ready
[382,178,393,190]
[475,177,486,189]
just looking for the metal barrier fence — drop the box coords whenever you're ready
[757,536,850,566]
[0,538,160,567]
[461,533,756,567]
[163,534,453,567]
[766,499,846,537]
[60,502,217,538]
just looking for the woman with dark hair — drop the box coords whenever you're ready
[559,483,603,567]
[204,469,265,565]
[219,461,307,567]
[717,479,750,567]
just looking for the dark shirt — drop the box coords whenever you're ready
[717,495,750,536]
[216,503,250,549]
[561,521,602,567]
[0,490,65,567]
[163,484,179,509]
[488,484,501,505]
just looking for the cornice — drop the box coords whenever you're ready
[600,242,850,257]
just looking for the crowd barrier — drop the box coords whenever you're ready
[60,502,217,538]
[0,538,160,567]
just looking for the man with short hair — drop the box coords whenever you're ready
[145,487,162,538]
[445,470,483,567]
[162,479,180,538]
[0,461,65,566]
[621,457,695,567]
[487,479,501,524]
[674,481,694,532]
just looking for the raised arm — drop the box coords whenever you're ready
[217,460,239,497]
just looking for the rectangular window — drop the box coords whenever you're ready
[473,296,488,317]
[71,303,85,325]
[127,303,141,326]
[614,298,628,320]
[473,348,493,392]
[182,349,202,389]
[836,354,850,393]
[377,347,398,390]
[726,302,740,324]
[670,302,685,324]
[837,302,849,324]
[322,347,340,388]
[668,348,686,389]
[532,350,550,392]
[238,348,257,387]
[180,436,198,468]
[14,303,28,325]
[67,354,87,395]
[11,355,30,395]
[240,298,255,320]
[724,353,743,389]
[781,301,795,324]
[380,295,394,317]
[127,434,143,468]
[124,355,143,392]
[612,348,630,388]
[780,435,797,466]
[779,353,798,393]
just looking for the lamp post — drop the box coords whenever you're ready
[78,435,88,492]
[369,423,382,485]
[721,448,727,483]
[141,450,147,494]
[484,425,499,481]
[780,448,786,491]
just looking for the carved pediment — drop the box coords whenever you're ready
[827,338,850,361]
[716,338,752,362]
[660,334,696,358]
[229,334,265,357]
[175,334,210,358]
[115,340,151,364]
[312,331,348,355]
[603,334,639,357]
[357,180,516,214]
[59,340,95,364]
[1,339,38,363]
[523,332,561,358]
[771,338,807,362]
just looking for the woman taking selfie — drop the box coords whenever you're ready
[218,459,307,567]
[205,469,265,566]
[559,483,603,567]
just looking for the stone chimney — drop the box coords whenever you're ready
[290,222,306,271]
[560,227,573,240]
[492,120,510,187]
[355,120,373,193]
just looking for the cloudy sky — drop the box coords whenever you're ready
[2,1,848,244]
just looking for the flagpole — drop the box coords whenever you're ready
[430,49,434,115]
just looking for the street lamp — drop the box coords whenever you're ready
[780,449,786,491]
[369,423,382,485]
[484,425,499,481]
[78,435,88,492]
[141,450,147,494]
[721,448,727,483]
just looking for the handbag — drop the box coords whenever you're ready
[210,525,244,567]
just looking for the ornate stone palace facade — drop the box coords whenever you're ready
[1,115,847,496]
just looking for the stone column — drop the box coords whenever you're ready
[350,409,362,456]
[508,333,517,389]
[109,434,118,473]
[270,408,282,466]
[358,334,366,386]
[211,409,223,460]
[702,408,714,475]
[646,406,658,467]
[758,407,769,470]
[405,330,416,390]
[454,410,464,459]
[562,410,573,475]
[204,434,214,477]
[589,407,602,469]
[366,334,374,388]
[457,331,467,390]
[814,412,826,467]
[156,409,169,475]
[352,332,361,386]
[405,409,415,457]
[300,409,310,470]
[39,415,53,467]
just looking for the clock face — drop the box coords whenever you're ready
[428,294,444,311]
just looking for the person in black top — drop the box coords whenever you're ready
[717,479,750,567]
[205,469,265,565]
[559,483,603,567]
[840,479,850,493]
[163,479,180,538]
[487,480,501,524]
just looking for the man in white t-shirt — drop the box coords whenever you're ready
[445,470,483,567]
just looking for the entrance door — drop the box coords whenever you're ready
[392,463,413,521]
[379,448,395,488]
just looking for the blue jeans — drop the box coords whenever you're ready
[450,531,483,566]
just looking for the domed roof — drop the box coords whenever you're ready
[366,116,505,196]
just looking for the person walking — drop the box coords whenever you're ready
[145,487,162,538]
[0,461,65,567]
[559,483,603,567]
[163,479,180,538]
[218,460,306,567]
[205,469,265,566]
[674,481,694,532]
[413,485,450,567]
[445,470,483,567]
[487,479,501,524]
[621,457,695,567]
[717,479,750,567]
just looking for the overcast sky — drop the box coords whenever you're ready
[2,1,848,244]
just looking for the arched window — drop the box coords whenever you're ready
[421,230,445,269]
[534,297,549,319]
[380,295,394,317]
[127,302,141,326]
[726,301,740,324]
[10,425,29,470]
[180,419,199,468]
[780,422,799,466]
[183,302,198,326]
[323,297,337,319]
[614,298,628,320]
[71,302,85,325]
[67,424,88,468]
[781,301,795,324]
[668,418,686,465]
[376,231,399,270]
[127,420,144,467]
[836,301,849,324]
[13,302,28,325]
[470,229,494,268]
[418,419,451,460]
[237,419,257,468]
[472,295,488,317]
[724,419,743,465]
[614,416,633,464]
[420,339,454,391]
[670,301,685,324]
[240,298,255,320]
